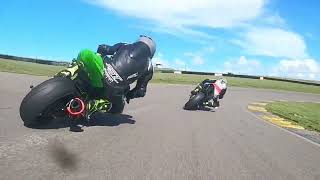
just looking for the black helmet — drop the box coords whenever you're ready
[137,35,156,58]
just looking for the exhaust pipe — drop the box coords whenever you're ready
[66,98,85,117]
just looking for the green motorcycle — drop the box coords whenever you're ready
[19,49,127,128]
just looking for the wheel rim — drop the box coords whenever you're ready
[41,96,72,121]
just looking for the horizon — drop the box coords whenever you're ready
[1,0,319,80]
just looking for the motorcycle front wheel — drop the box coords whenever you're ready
[183,92,205,110]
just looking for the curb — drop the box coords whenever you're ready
[247,101,320,145]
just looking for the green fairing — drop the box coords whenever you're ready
[77,49,105,88]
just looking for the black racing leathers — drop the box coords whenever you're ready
[97,41,153,103]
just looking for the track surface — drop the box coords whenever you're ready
[1,72,320,180]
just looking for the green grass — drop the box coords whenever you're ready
[266,101,320,132]
[151,73,320,94]
[0,58,64,76]
[1,58,320,94]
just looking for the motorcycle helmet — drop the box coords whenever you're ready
[215,78,227,89]
[137,35,156,58]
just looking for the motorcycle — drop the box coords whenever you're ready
[183,83,218,110]
[20,51,128,128]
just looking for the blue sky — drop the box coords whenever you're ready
[0,0,319,80]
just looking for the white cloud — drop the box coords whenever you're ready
[175,59,186,66]
[184,53,205,66]
[264,14,286,26]
[88,0,310,64]
[202,46,215,54]
[235,27,308,59]
[89,0,266,38]
[162,26,215,40]
[305,32,314,39]
[152,53,170,68]
[91,0,265,27]
[157,52,164,57]
[173,59,188,70]
[278,59,319,73]
[309,73,316,79]
[192,56,205,65]
[224,56,261,74]
[238,56,248,65]
[183,46,215,66]
[272,59,320,80]
[137,24,216,41]
[153,53,189,70]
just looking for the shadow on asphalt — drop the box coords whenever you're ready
[183,106,216,112]
[89,113,136,126]
[198,106,216,112]
[27,113,136,130]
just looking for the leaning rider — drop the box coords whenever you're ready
[191,78,227,108]
[56,35,156,130]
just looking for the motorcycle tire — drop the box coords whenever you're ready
[20,77,77,127]
[183,92,206,110]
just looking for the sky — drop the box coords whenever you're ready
[0,0,320,80]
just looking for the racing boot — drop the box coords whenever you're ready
[86,99,112,120]
[214,100,220,108]
[69,120,84,132]
[203,101,214,107]
[203,100,220,108]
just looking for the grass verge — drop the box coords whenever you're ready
[1,58,320,94]
[266,101,320,132]
[0,58,64,76]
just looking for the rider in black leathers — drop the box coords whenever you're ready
[191,78,227,108]
[58,35,156,115]
[96,35,155,113]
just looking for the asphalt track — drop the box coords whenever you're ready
[1,72,320,180]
